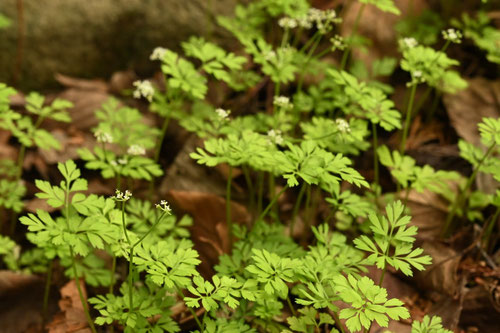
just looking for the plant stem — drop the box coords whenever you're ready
[269,173,277,216]
[290,183,307,236]
[332,312,346,333]
[149,116,171,198]
[258,185,289,221]
[42,260,53,323]
[70,248,97,333]
[226,165,233,245]
[257,171,264,217]
[372,122,379,200]
[483,206,500,251]
[242,165,255,215]
[286,296,296,316]
[109,255,116,295]
[400,83,418,154]
[340,3,366,70]
[442,142,497,237]
[176,288,203,329]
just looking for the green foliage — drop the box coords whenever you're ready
[453,11,500,64]
[0,88,72,150]
[354,201,432,276]
[0,235,19,270]
[359,0,400,15]
[396,10,445,45]
[286,307,336,332]
[0,13,11,29]
[335,275,409,331]
[400,45,467,93]
[411,315,453,333]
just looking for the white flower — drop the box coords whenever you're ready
[442,28,462,44]
[133,80,154,102]
[117,158,127,165]
[336,118,351,133]
[267,129,284,145]
[403,37,418,49]
[278,17,298,29]
[94,129,113,143]
[150,47,168,61]
[413,70,422,78]
[264,50,276,61]
[114,189,132,201]
[330,35,346,51]
[215,108,231,119]
[273,96,293,109]
[127,144,146,156]
[155,200,172,214]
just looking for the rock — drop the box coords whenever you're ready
[0,0,237,90]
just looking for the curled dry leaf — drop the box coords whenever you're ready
[414,242,462,297]
[0,271,45,333]
[47,279,92,333]
[167,190,250,277]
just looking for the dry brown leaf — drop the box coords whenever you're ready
[342,0,428,69]
[55,73,109,92]
[167,190,250,277]
[406,189,449,240]
[0,271,45,333]
[415,242,462,297]
[443,78,500,145]
[47,279,91,333]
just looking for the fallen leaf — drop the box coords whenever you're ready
[0,271,47,333]
[414,241,462,297]
[47,279,91,333]
[55,73,109,92]
[167,190,250,277]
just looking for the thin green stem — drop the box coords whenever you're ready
[340,3,366,70]
[372,122,379,200]
[400,83,418,154]
[483,206,500,251]
[149,116,170,199]
[70,248,97,333]
[332,312,346,333]
[257,171,264,217]
[42,260,53,323]
[226,165,233,245]
[442,142,497,237]
[290,183,307,236]
[258,185,290,221]
[242,165,255,215]
[176,288,203,329]
[108,255,117,295]
[286,296,296,316]
[269,173,277,215]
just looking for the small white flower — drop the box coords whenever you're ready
[94,129,113,143]
[442,28,462,44]
[330,35,346,51]
[150,47,168,61]
[110,160,118,167]
[264,50,276,61]
[114,189,132,201]
[118,158,127,165]
[215,108,231,120]
[155,199,172,214]
[413,70,422,78]
[273,96,293,109]
[133,80,154,102]
[403,37,418,49]
[278,17,298,29]
[127,144,146,156]
[336,118,351,133]
[267,129,284,145]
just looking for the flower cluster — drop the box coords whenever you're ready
[273,96,293,110]
[278,17,298,29]
[442,28,462,44]
[400,37,418,50]
[94,129,113,144]
[133,80,154,102]
[150,47,168,61]
[267,129,284,145]
[296,8,340,33]
[215,108,231,120]
[127,144,146,156]
[336,118,351,133]
[155,200,172,214]
[114,189,132,201]
[330,35,346,51]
